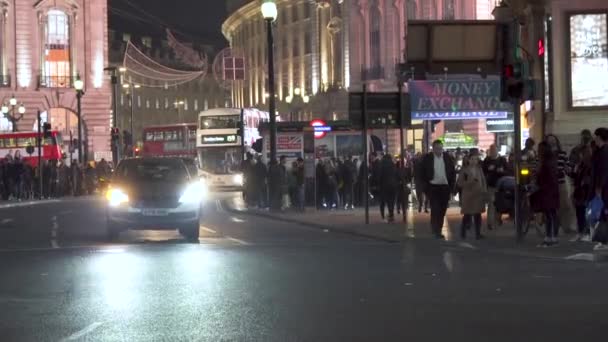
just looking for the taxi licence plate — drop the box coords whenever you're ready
[142,209,169,216]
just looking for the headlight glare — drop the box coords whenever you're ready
[107,188,129,207]
[179,180,207,204]
[233,174,244,186]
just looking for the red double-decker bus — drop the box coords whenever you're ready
[142,123,197,158]
[0,131,64,167]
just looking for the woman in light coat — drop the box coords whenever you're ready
[457,149,488,240]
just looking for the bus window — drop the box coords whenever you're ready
[145,131,154,141]
[4,138,16,147]
[17,137,35,147]
[199,115,240,129]
[153,131,163,141]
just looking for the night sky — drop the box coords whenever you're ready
[109,0,228,48]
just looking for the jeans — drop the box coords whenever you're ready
[461,213,482,238]
[296,185,305,211]
[544,209,558,238]
[487,187,498,227]
[380,188,396,219]
[575,205,588,235]
[429,184,451,237]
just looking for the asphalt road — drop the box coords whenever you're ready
[0,193,607,341]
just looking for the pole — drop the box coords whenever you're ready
[398,81,406,222]
[77,91,83,163]
[130,87,134,141]
[69,130,73,165]
[37,110,43,200]
[110,70,120,163]
[362,84,369,225]
[266,18,277,162]
[513,99,523,239]
[240,108,245,157]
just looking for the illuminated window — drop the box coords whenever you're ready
[406,0,418,20]
[568,13,608,108]
[146,99,150,109]
[155,98,160,109]
[369,2,381,69]
[443,0,455,20]
[164,97,169,109]
[41,10,72,88]
[194,99,199,111]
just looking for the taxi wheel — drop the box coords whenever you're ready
[179,223,200,242]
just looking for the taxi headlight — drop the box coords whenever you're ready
[106,188,129,207]
[233,174,244,186]
[179,180,207,204]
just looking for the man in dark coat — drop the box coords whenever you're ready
[379,154,398,222]
[592,128,608,249]
[422,140,457,239]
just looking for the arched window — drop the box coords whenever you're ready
[369,2,382,69]
[443,0,455,20]
[406,0,418,20]
[42,9,71,88]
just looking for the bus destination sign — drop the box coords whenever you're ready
[201,134,238,144]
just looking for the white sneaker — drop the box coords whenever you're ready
[593,243,608,251]
[581,235,592,242]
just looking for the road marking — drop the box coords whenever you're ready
[225,236,250,245]
[200,226,217,234]
[230,217,245,223]
[564,253,595,261]
[0,199,59,209]
[51,216,59,249]
[1,218,13,224]
[60,322,104,341]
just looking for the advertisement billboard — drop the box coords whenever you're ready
[568,13,608,107]
[409,78,511,120]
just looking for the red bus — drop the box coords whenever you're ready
[142,123,197,158]
[0,131,64,167]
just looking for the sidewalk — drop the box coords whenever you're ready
[225,200,608,261]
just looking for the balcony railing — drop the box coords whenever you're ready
[0,74,10,87]
[362,66,385,81]
[39,75,75,88]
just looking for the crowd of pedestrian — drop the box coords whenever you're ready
[0,151,113,201]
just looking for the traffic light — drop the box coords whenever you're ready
[111,127,120,147]
[500,60,527,101]
[43,123,52,138]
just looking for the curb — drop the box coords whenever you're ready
[224,206,403,243]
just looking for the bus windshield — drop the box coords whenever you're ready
[198,146,242,175]
[199,115,240,129]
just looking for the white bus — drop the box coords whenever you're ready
[196,108,269,191]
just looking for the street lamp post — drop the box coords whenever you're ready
[74,75,84,163]
[122,82,140,143]
[262,0,278,162]
[1,95,26,132]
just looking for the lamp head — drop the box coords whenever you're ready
[261,1,277,21]
[9,96,17,106]
[74,77,84,91]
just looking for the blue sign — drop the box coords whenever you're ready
[409,79,512,120]
[313,126,332,132]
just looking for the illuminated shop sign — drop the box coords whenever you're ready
[201,135,238,144]
[409,79,511,120]
[568,13,608,107]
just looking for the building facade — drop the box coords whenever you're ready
[0,0,112,160]
[108,30,229,145]
[223,0,498,154]
[542,0,608,147]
